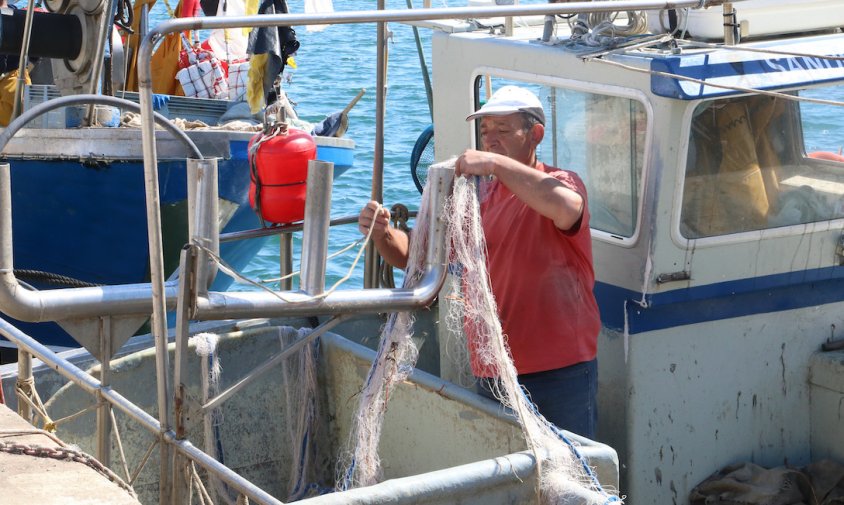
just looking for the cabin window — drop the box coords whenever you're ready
[474,77,646,238]
[680,89,844,239]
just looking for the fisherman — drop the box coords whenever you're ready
[0,0,31,126]
[358,85,601,438]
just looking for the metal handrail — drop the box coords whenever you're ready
[0,315,286,505]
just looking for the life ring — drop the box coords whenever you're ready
[808,151,844,162]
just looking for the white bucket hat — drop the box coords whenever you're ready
[466,85,545,125]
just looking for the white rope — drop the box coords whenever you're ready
[110,409,132,485]
[260,236,367,284]
[129,438,159,486]
[14,378,54,430]
[191,332,233,505]
[188,461,215,505]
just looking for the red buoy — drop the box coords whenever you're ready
[248,126,317,225]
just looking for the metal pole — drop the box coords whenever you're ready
[300,160,334,296]
[96,316,113,467]
[9,0,37,122]
[86,0,119,125]
[15,349,31,420]
[144,1,731,36]
[278,233,293,291]
[505,0,516,37]
[406,0,433,120]
[172,245,196,505]
[364,0,387,289]
[136,29,173,505]
[723,2,738,45]
[187,158,219,295]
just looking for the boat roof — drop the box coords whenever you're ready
[645,33,844,99]
[418,13,844,101]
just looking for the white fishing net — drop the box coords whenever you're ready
[338,159,620,504]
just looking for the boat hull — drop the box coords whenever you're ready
[2,128,354,349]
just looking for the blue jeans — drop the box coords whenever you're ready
[478,359,598,439]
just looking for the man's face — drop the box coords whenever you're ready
[478,113,539,166]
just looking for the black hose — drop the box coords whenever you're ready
[13,269,103,288]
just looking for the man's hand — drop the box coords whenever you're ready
[357,200,410,269]
[358,200,391,241]
[455,149,499,178]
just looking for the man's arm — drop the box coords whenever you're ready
[455,150,584,231]
[358,200,410,269]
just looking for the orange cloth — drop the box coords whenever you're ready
[0,68,31,127]
[124,0,191,94]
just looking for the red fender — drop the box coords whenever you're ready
[808,151,844,162]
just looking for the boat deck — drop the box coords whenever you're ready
[0,403,140,505]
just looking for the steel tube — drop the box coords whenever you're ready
[96,317,113,467]
[188,158,220,295]
[133,34,175,505]
[364,0,387,290]
[140,1,736,36]
[300,160,334,296]
[86,0,119,125]
[0,316,285,505]
[425,165,454,268]
[278,233,293,291]
[15,349,31,420]
[194,164,452,320]
[172,246,195,505]
[194,268,443,318]
[220,215,362,242]
[0,97,197,323]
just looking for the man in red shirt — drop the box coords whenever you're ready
[358,86,601,438]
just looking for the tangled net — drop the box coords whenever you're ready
[338,160,620,504]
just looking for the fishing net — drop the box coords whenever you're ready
[338,159,620,504]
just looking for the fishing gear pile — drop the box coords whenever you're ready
[338,159,621,504]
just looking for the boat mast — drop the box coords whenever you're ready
[85,0,119,125]
[364,0,388,289]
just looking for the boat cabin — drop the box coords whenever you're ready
[428,6,844,504]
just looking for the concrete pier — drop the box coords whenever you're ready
[0,403,141,505]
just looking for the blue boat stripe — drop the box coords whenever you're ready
[650,49,844,99]
[596,266,844,333]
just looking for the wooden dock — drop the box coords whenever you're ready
[0,403,141,505]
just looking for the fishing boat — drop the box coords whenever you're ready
[2,0,844,504]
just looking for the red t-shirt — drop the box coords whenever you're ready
[468,162,601,377]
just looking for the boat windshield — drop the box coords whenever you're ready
[475,77,647,239]
[681,85,844,239]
